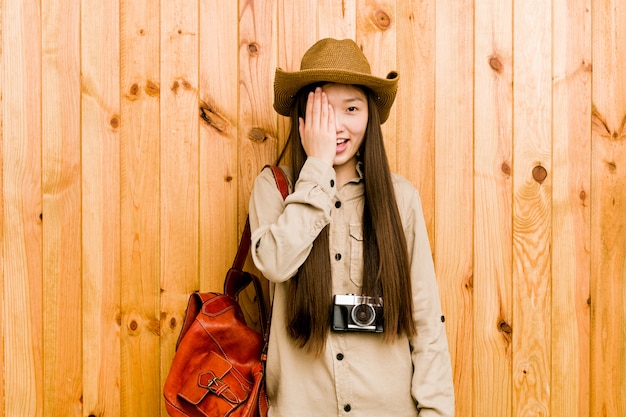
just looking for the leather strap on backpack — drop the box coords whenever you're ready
[223,166,290,339]
[229,166,289,273]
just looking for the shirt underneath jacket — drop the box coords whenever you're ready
[249,157,455,417]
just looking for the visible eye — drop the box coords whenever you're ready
[347,106,358,112]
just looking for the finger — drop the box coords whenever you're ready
[311,87,323,126]
[298,117,305,139]
[320,90,329,130]
[327,103,335,133]
[305,91,314,126]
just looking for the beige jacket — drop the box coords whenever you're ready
[249,157,454,417]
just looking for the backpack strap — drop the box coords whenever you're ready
[269,165,289,200]
[223,166,290,339]
[230,166,289,272]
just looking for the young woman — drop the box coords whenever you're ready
[249,38,454,417]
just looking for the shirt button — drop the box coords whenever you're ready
[336,353,344,360]
[335,201,342,208]
[344,404,351,412]
[335,253,342,261]
[330,179,335,187]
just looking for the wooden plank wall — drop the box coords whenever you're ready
[1,0,625,416]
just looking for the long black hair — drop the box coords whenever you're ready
[282,83,416,355]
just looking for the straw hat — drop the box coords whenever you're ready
[273,38,399,123]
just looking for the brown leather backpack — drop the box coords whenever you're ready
[164,166,289,417]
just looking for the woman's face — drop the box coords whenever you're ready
[321,83,369,170]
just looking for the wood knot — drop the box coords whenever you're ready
[144,80,160,97]
[110,115,120,129]
[248,128,267,142]
[129,320,138,332]
[127,83,140,100]
[532,165,548,184]
[489,55,504,73]
[501,162,511,176]
[199,100,228,132]
[579,189,587,201]
[169,317,177,329]
[147,319,160,336]
[464,274,473,290]
[248,42,260,55]
[606,161,616,173]
[498,320,512,334]
[170,78,195,94]
[373,10,391,29]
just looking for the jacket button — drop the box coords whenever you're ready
[330,179,335,187]
[335,201,342,208]
[344,404,351,412]
[336,353,344,360]
[335,253,342,261]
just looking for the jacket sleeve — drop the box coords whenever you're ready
[397,179,455,417]
[249,157,337,283]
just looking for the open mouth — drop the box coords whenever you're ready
[336,139,350,154]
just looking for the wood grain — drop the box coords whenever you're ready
[474,0,514,415]
[357,0,397,170]
[41,0,82,414]
[512,0,553,415]
[396,0,436,244]
[120,0,161,414]
[80,0,121,415]
[237,0,278,330]
[159,1,200,414]
[590,0,626,416]
[199,1,239,295]
[277,0,317,69]
[318,0,357,40]
[434,1,475,415]
[276,0,318,164]
[552,1,592,416]
[1,0,43,415]
[238,0,278,217]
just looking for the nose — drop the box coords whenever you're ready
[334,111,345,133]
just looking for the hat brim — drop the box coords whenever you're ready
[273,68,399,124]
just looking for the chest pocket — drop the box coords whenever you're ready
[349,224,364,288]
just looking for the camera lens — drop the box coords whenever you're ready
[351,304,376,327]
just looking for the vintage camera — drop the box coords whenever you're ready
[332,294,384,333]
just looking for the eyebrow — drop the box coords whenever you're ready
[342,97,365,104]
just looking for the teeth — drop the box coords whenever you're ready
[337,139,347,144]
